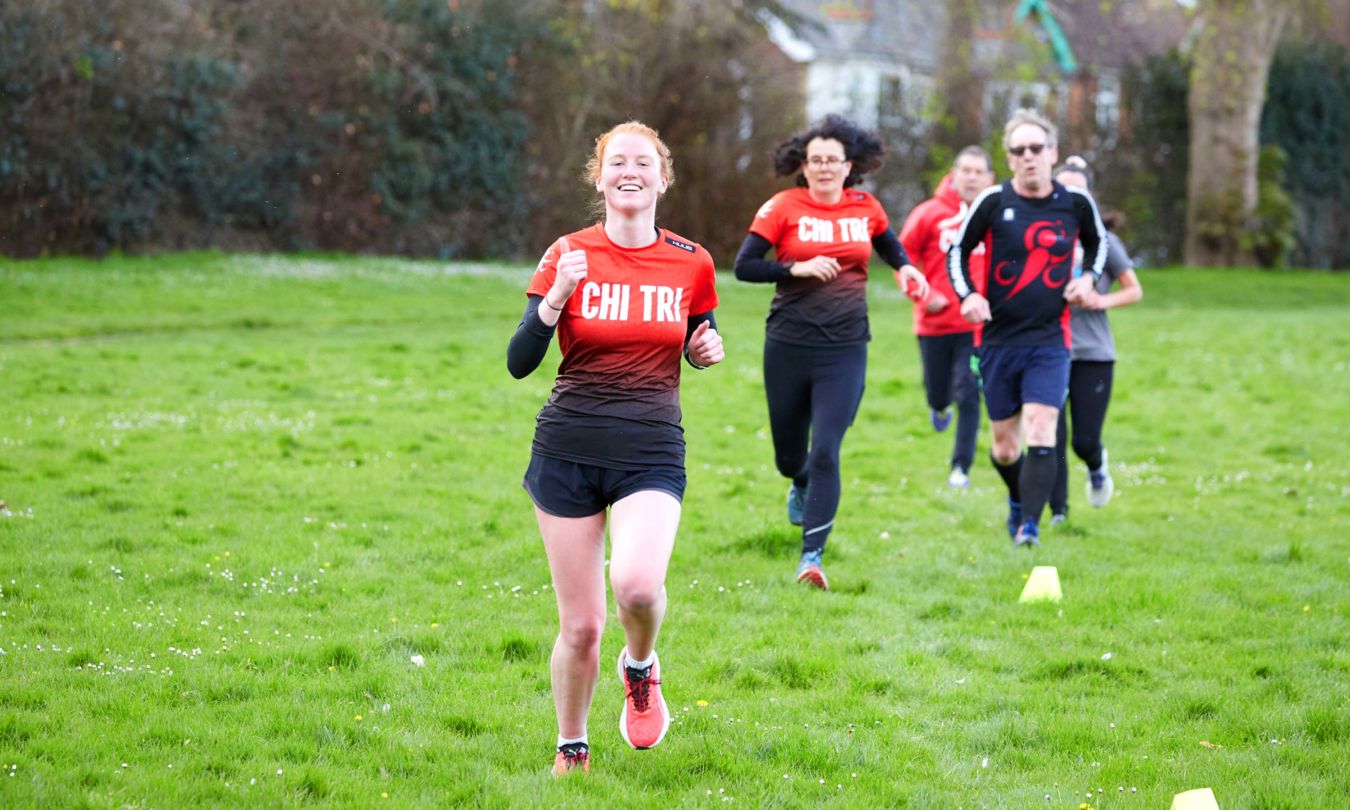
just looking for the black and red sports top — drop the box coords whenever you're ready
[948,181,1104,347]
[519,223,718,469]
[744,187,895,346]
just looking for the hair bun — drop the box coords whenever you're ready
[1065,155,1088,168]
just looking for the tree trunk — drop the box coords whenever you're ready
[1184,0,1289,266]
[937,0,984,150]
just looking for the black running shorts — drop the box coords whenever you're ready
[522,453,686,518]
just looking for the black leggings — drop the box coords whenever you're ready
[763,338,867,555]
[918,332,980,472]
[1051,360,1114,515]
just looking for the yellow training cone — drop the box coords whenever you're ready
[1018,566,1062,603]
[1171,788,1220,810]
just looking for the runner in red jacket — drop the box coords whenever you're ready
[898,147,995,488]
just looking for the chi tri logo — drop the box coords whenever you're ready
[578,283,684,322]
[796,216,870,243]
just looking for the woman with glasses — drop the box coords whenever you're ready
[508,121,724,774]
[733,114,928,589]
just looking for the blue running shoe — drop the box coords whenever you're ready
[1006,499,1022,539]
[930,407,953,432]
[786,485,805,526]
[1014,521,1040,548]
[795,549,828,590]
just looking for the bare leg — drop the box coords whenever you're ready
[990,413,1023,465]
[1021,402,1059,447]
[608,490,681,662]
[536,507,607,740]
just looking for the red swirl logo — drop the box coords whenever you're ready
[992,220,1072,299]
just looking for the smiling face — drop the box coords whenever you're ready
[596,132,668,216]
[1005,123,1058,197]
[802,137,850,202]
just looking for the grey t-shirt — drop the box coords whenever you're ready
[1069,231,1133,362]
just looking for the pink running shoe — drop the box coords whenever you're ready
[551,742,590,775]
[617,648,670,749]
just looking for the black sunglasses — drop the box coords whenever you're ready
[1008,143,1047,157]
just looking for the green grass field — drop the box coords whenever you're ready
[2,253,1347,808]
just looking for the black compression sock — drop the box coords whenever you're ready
[1020,446,1057,526]
[991,450,1023,502]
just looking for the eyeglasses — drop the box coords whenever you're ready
[806,156,847,168]
[1008,143,1047,157]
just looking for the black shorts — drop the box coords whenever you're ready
[522,453,686,518]
[978,344,1071,421]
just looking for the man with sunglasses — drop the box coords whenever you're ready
[946,109,1104,548]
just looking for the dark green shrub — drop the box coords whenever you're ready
[1261,40,1350,269]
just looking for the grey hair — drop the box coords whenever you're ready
[1002,108,1058,150]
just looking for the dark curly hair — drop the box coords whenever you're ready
[771,114,884,189]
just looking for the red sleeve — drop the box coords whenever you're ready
[525,237,566,298]
[747,193,785,244]
[898,203,929,269]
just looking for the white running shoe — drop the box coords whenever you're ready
[947,467,970,489]
[1087,449,1114,508]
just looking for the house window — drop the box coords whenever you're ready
[879,75,904,126]
[1096,72,1121,132]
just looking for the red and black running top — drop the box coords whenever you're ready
[523,223,718,470]
[898,173,988,337]
[947,181,1104,348]
[746,187,893,346]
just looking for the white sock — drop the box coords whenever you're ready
[557,734,587,749]
[625,651,655,671]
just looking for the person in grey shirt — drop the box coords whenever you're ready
[1049,157,1144,523]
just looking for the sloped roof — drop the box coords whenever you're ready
[772,0,943,70]
[1046,0,1192,71]
[770,0,1192,75]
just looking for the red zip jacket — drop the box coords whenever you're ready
[898,174,987,336]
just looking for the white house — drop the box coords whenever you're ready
[763,0,1190,146]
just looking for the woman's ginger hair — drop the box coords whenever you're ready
[584,121,675,188]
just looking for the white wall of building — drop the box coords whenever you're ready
[804,59,934,129]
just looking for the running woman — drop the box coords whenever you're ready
[734,114,928,589]
[899,146,995,488]
[1047,156,1143,524]
[507,121,724,774]
[947,109,1104,548]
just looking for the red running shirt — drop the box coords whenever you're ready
[898,174,987,336]
[525,223,718,469]
[748,187,889,346]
